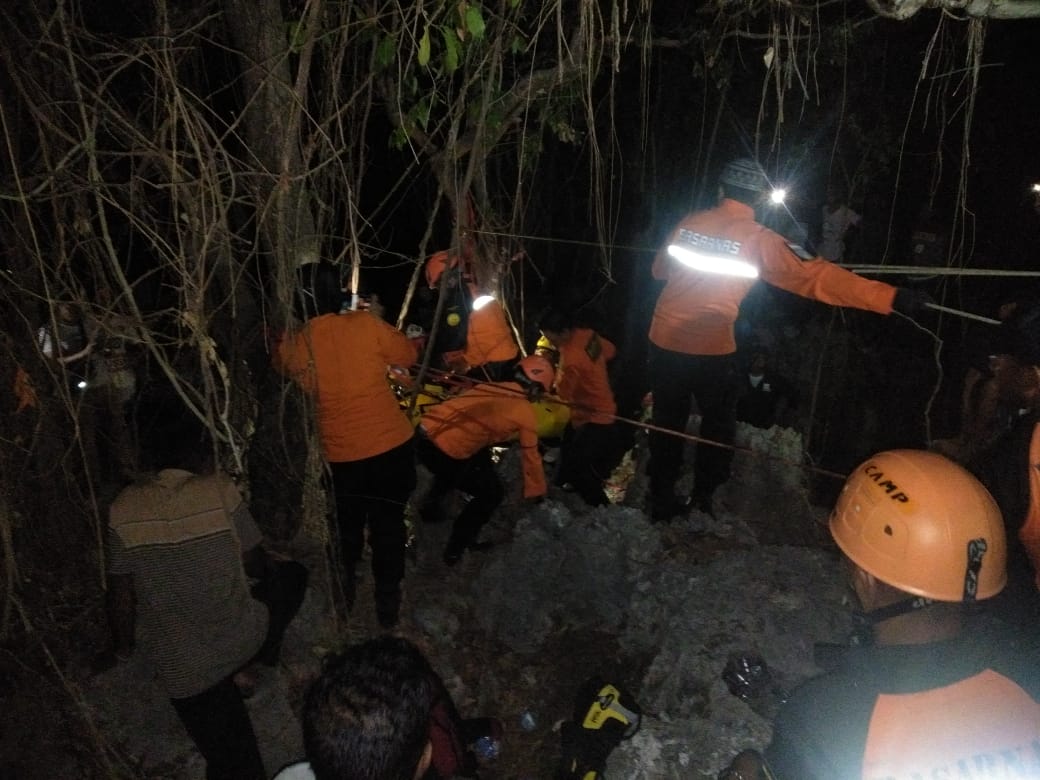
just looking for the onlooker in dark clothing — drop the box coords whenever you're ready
[646,157,927,521]
[99,417,307,780]
[275,261,417,628]
[416,355,553,565]
[539,309,625,506]
[733,347,797,430]
[967,299,1040,628]
[720,449,1040,779]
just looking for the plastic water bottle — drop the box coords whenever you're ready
[519,710,537,731]
[473,735,500,760]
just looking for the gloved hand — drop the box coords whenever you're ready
[892,287,936,318]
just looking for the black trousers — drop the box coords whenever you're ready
[329,437,417,598]
[417,435,504,548]
[250,559,309,666]
[556,421,624,506]
[647,344,737,499]
[171,675,265,780]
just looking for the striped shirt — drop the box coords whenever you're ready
[108,469,267,699]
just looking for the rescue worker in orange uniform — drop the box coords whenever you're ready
[274,262,418,628]
[538,309,624,507]
[422,250,520,381]
[416,354,554,566]
[647,157,931,521]
[736,450,1040,779]
[968,298,1040,628]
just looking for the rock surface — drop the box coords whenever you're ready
[84,421,852,779]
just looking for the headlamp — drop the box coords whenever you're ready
[769,188,787,205]
[471,294,495,311]
[666,244,759,279]
[1031,182,1040,194]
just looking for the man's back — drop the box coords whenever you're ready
[765,631,1040,779]
[107,469,267,698]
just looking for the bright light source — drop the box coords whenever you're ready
[1032,182,1040,194]
[471,294,495,311]
[76,380,88,390]
[769,188,787,205]
[666,244,759,279]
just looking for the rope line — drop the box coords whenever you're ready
[469,226,1040,280]
[398,365,850,483]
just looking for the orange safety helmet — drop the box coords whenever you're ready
[830,450,1006,603]
[425,250,461,288]
[515,354,555,394]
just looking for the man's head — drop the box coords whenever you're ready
[830,450,1006,615]
[303,636,434,780]
[425,251,463,290]
[537,308,575,348]
[718,157,772,206]
[989,299,1040,407]
[296,261,346,320]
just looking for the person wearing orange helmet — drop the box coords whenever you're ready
[416,354,553,565]
[729,450,1040,780]
[647,157,932,522]
[420,250,520,380]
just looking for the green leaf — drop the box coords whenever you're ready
[286,21,306,54]
[441,26,460,73]
[464,6,486,39]
[375,34,396,70]
[418,26,431,67]
[389,126,409,150]
[411,97,432,131]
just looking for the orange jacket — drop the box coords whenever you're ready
[554,329,617,427]
[420,382,546,498]
[462,285,519,368]
[274,312,417,463]
[863,669,1040,778]
[649,198,896,355]
[1021,423,1040,588]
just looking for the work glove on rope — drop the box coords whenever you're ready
[892,287,936,318]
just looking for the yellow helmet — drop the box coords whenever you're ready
[830,450,1006,602]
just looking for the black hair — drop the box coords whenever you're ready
[296,262,346,320]
[999,298,1040,366]
[304,636,434,780]
[538,308,575,334]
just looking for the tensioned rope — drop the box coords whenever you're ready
[466,226,1040,280]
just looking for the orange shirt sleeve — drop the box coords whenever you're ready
[754,231,896,314]
[515,414,547,498]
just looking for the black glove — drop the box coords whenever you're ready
[892,287,935,318]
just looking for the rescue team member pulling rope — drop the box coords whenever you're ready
[415,354,555,566]
[718,449,1040,780]
[646,156,933,522]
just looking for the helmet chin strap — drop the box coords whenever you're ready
[849,596,935,646]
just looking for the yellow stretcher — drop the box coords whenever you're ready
[390,371,571,441]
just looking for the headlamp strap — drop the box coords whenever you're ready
[963,537,987,603]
